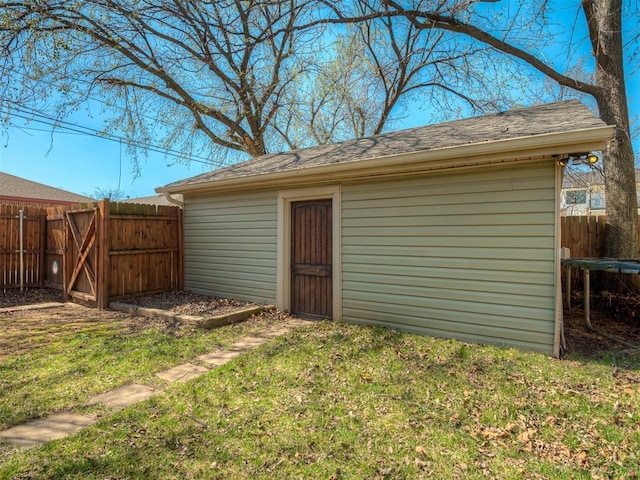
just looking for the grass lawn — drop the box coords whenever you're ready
[0,305,283,431]
[1,318,639,479]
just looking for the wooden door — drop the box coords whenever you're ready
[65,208,99,305]
[291,199,332,319]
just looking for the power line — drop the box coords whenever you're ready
[3,109,216,166]
[1,103,218,165]
[6,69,180,130]
[3,124,86,136]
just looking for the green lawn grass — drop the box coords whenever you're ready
[0,308,279,431]
[1,320,639,479]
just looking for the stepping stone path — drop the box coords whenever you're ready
[0,316,311,449]
[87,384,157,410]
[156,364,209,383]
[0,413,95,449]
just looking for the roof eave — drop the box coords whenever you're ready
[0,194,89,205]
[157,125,615,195]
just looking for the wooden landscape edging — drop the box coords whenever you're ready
[1,199,183,307]
[109,301,271,329]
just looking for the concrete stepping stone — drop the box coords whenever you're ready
[286,318,313,327]
[88,384,156,409]
[197,349,244,366]
[198,326,308,365]
[228,336,270,351]
[155,363,209,383]
[260,326,293,338]
[0,412,95,449]
[257,319,310,338]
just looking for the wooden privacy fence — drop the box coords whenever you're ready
[560,215,607,258]
[560,215,640,257]
[1,200,183,307]
[102,200,183,304]
[560,215,640,291]
[1,205,46,289]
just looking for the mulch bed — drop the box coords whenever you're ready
[122,291,255,317]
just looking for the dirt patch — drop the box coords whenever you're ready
[122,291,253,317]
[563,291,640,360]
[0,289,63,308]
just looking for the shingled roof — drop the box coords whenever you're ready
[0,172,93,204]
[125,194,183,207]
[159,100,610,193]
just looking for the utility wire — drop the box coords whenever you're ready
[6,69,180,130]
[4,108,214,164]
[118,139,123,192]
[4,124,86,136]
[1,104,217,165]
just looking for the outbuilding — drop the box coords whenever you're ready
[158,100,614,356]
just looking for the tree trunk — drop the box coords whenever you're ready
[598,97,638,259]
[583,0,638,258]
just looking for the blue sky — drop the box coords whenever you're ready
[0,2,638,200]
[0,112,210,199]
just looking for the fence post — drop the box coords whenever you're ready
[177,206,184,291]
[64,208,72,301]
[39,213,46,288]
[97,199,110,308]
[18,209,24,292]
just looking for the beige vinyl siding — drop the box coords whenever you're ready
[341,162,557,354]
[183,191,277,304]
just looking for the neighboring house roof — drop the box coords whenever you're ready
[562,168,640,189]
[0,172,93,204]
[158,100,613,194]
[124,194,183,207]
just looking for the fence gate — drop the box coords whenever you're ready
[4,199,183,305]
[64,208,99,306]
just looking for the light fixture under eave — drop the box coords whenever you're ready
[567,152,600,166]
[556,156,568,167]
[585,154,599,164]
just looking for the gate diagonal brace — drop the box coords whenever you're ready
[66,211,97,297]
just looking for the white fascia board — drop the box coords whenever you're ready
[157,125,615,195]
